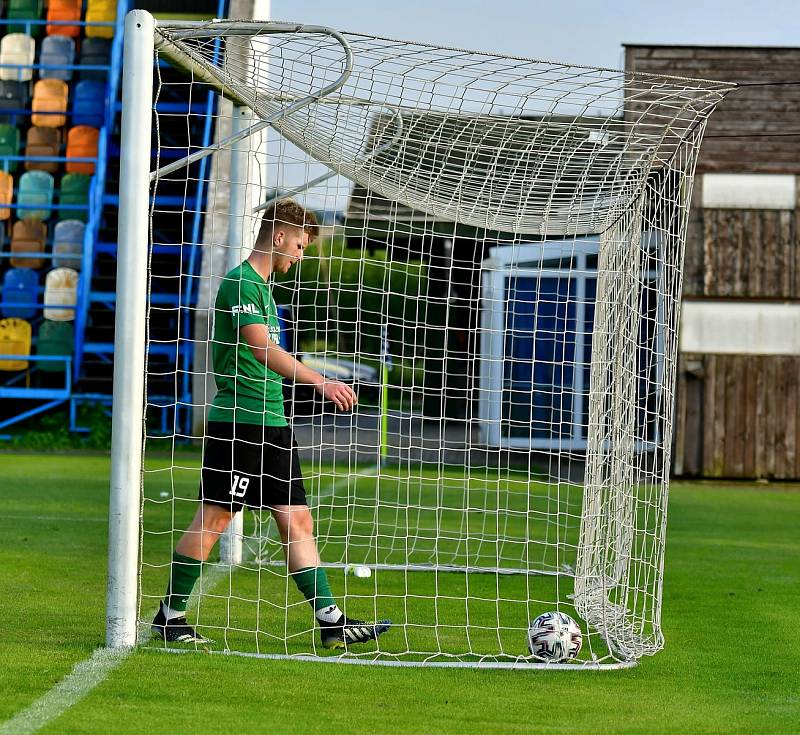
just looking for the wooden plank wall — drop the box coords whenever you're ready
[627,46,800,298]
[627,45,800,478]
[625,46,800,175]
[702,208,798,298]
[676,354,800,479]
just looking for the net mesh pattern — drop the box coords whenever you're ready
[137,20,732,667]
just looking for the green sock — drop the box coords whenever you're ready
[164,551,202,613]
[290,567,337,612]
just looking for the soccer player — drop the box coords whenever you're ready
[152,199,391,649]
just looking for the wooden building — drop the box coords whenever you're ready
[625,45,800,478]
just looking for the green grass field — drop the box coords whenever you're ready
[1,454,799,734]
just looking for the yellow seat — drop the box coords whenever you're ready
[0,317,32,370]
[85,0,116,39]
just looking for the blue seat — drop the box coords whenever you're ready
[71,80,105,128]
[2,267,38,318]
[0,80,30,124]
[40,35,76,82]
[18,170,55,220]
[52,219,84,269]
[78,38,110,81]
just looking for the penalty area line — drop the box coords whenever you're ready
[0,648,128,735]
[0,465,383,733]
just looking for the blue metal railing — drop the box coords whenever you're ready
[0,2,126,435]
[74,0,126,381]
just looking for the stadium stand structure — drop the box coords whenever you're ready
[0,0,123,434]
[0,0,242,435]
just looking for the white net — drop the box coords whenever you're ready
[136,19,732,667]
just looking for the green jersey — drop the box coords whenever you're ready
[207,260,287,427]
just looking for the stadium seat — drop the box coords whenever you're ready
[10,219,47,269]
[10,219,47,268]
[39,35,75,82]
[18,169,54,220]
[36,318,72,372]
[47,0,81,38]
[0,80,31,124]
[0,33,36,83]
[32,78,69,127]
[71,80,104,128]
[44,266,77,320]
[0,317,32,370]
[1,267,38,319]
[25,126,60,173]
[65,125,98,174]
[58,172,90,221]
[85,0,116,39]
[52,219,84,270]
[7,0,45,38]
[0,123,21,173]
[0,170,13,221]
[78,38,110,81]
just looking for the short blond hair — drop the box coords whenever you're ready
[256,198,319,248]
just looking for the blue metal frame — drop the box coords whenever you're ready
[172,0,228,435]
[0,1,126,437]
[0,0,232,437]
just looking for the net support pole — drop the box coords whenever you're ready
[106,9,155,648]
[379,325,391,466]
[219,104,255,566]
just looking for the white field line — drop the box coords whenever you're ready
[0,649,127,735]
[0,464,380,735]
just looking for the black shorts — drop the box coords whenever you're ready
[200,421,307,511]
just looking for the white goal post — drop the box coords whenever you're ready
[107,9,733,667]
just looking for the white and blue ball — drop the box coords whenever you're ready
[527,612,582,662]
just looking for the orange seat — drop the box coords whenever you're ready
[0,170,12,221]
[25,126,61,173]
[0,317,32,370]
[11,219,47,269]
[86,0,116,39]
[31,79,68,128]
[66,125,99,174]
[47,0,82,38]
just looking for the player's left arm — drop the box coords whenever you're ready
[239,323,357,412]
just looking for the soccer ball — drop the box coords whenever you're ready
[527,612,582,662]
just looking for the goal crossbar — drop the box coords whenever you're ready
[108,9,734,667]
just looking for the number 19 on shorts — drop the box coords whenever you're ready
[230,474,250,498]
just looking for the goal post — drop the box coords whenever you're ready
[107,9,733,666]
[106,9,155,649]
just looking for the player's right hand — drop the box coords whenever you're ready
[318,380,358,412]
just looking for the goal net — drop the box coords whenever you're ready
[108,11,733,668]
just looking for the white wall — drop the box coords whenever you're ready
[681,300,800,355]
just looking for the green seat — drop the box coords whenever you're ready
[0,124,20,173]
[7,0,45,37]
[59,173,91,222]
[37,319,73,373]
[18,170,54,220]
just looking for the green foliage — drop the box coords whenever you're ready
[5,404,112,451]
[273,237,437,359]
